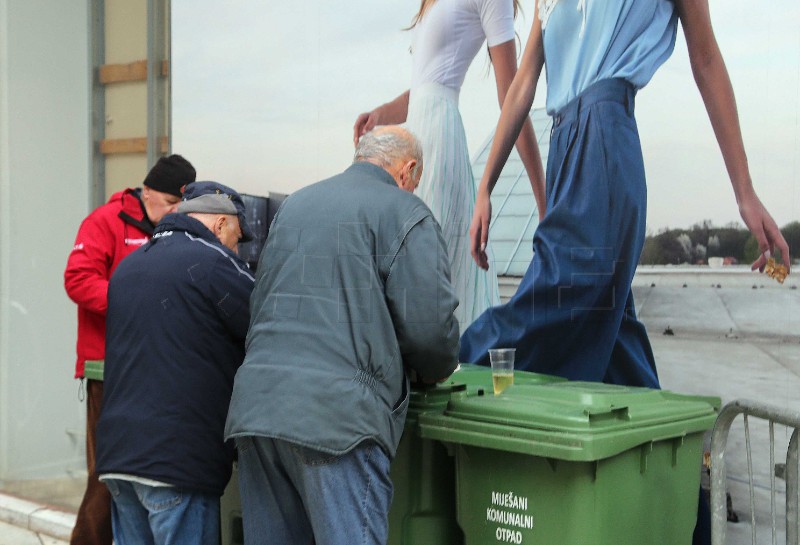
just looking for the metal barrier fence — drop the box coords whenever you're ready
[710,399,800,545]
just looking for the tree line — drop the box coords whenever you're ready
[639,221,799,265]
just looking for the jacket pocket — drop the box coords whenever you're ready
[137,484,183,512]
[391,375,410,419]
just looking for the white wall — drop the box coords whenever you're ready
[0,0,91,480]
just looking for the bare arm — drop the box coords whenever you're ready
[353,90,411,146]
[676,0,790,272]
[489,40,547,220]
[471,12,545,270]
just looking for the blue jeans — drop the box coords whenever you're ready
[104,479,220,545]
[236,436,393,545]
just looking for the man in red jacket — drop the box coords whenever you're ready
[63,154,196,545]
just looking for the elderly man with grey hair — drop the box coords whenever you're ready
[225,125,459,545]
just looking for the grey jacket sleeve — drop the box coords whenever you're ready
[385,215,459,381]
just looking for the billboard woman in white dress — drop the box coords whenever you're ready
[354,0,546,333]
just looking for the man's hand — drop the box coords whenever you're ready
[470,191,492,270]
[410,369,457,388]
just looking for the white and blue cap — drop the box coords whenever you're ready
[178,181,254,242]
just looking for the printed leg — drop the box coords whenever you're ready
[605,290,660,388]
[461,83,654,387]
[71,380,113,545]
[407,88,500,331]
[461,136,637,380]
[458,252,536,363]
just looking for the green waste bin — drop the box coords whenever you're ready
[388,365,565,545]
[419,381,719,545]
[219,364,566,545]
[388,382,464,545]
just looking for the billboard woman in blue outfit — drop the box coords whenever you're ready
[461,0,790,385]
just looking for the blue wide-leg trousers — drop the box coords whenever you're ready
[460,78,659,388]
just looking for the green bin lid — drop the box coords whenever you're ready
[408,364,565,412]
[409,383,464,413]
[446,363,565,388]
[419,381,719,462]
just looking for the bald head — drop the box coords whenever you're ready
[354,126,423,192]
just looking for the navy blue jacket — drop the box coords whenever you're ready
[96,213,255,495]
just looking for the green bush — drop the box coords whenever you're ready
[782,221,800,263]
[743,235,760,264]
[639,221,798,265]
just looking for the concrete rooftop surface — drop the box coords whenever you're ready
[1,266,798,544]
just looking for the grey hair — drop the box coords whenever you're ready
[354,127,423,171]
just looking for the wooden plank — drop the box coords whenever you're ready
[99,136,169,155]
[99,137,146,154]
[99,60,170,84]
[99,61,146,84]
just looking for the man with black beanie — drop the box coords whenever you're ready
[64,154,196,545]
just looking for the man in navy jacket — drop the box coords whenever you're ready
[64,154,195,545]
[96,181,255,545]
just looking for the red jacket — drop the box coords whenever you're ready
[64,189,154,378]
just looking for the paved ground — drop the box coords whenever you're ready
[0,520,66,545]
[0,493,72,544]
[1,266,798,544]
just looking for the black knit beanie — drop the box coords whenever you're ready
[142,154,197,197]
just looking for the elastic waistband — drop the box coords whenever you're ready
[411,82,459,105]
[553,78,635,127]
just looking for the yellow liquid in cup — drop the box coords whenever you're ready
[492,373,514,395]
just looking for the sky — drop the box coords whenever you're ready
[172,0,800,233]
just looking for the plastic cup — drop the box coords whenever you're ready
[488,348,515,395]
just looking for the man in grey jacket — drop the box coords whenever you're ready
[225,126,459,545]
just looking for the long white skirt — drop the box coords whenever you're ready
[406,82,500,333]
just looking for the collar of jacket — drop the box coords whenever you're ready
[347,161,399,188]
[117,187,155,236]
[150,212,237,255]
